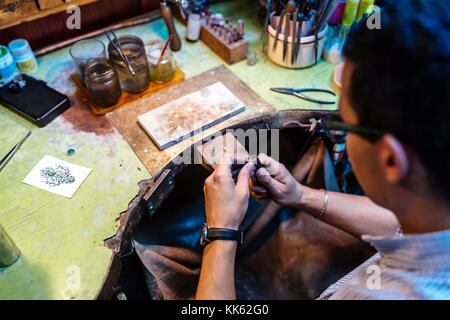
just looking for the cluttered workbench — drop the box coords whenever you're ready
[0,0,343,299]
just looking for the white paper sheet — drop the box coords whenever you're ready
[23,155,92,198]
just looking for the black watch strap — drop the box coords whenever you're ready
[200,224,243,247]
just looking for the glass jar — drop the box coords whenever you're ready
[108,35,150,93]
[70,39,106,86]
[85,58,122,108]
[0,224,20,267]
[147,42,176,84]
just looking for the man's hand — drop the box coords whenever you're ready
[204,155,254,230]
[250,153,304,207]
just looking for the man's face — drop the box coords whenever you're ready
[339,61,391,207]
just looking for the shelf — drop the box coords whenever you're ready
[0,0,99,30]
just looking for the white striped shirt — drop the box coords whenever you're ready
[318,229,450,300]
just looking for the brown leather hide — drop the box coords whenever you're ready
[134,139,375,300]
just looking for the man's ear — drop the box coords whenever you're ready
[377,134,409,184]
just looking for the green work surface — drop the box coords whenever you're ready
[0,0,338,299]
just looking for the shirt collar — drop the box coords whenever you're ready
[362,229,450,271]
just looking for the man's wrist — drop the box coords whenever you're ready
[207,218,241,231]
[296,186,326,216]
[204,239,238,252]
[293,184,316,210]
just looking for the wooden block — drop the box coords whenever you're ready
[0,0,39,27]
[137,82,246,150]
[199,24,248,65]
[36,0,63,10]
[171,6,247,64]
[196,132,249,173]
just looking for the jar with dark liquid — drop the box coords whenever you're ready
[108,36,150,93]
[85,58,122,108]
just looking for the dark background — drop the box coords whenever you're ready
[0,0,160,51]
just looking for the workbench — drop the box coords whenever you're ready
[0,0,337,299]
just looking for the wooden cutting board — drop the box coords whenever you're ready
[107,65,275,176]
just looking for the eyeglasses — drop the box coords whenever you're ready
[320,120,384,141]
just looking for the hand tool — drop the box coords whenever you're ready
[237,19,245,38]
[249,155,264,185]
[283,1,295,62]
[338,25,348,50]
[291,5,298,65]
[295,0,310,62]
[294,13,303,64]
[160,0,189,52]
[270,87,336,104]
[273,8,286,51]
[355,0,363,21]
[313,10,319,64]
[317,0,341,33]
[157,34,173,65]
[262,0,272,56]
[0,130,31,172]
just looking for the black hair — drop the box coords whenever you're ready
[343,0,450,200]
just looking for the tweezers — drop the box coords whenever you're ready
[0,130,31,172]
[105,29,135,76]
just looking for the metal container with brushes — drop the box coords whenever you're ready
[267,17,328,69]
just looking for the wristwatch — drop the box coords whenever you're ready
[199,223,244,247]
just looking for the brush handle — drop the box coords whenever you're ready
[161,2,182,52]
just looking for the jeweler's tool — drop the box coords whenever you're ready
[249,155,264,185]
[283,1,295,62]
[157,34,173,65]
[105,29,135,76]
[291,5,298,65]
[295,12,303,64]
[0,130,31,172]
[160,0,189,52]
[270,87,336,104]
[273,8,286,51]
[262,0,272,56]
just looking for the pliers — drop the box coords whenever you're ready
[270,87,336,104]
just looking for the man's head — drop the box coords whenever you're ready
[339,0,450,213]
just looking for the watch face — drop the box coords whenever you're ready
[199,224,208,247]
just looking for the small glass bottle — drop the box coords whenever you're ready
[186,13,201,42]
[70,38,106,86]
[85,58,122,108]
[108,36,150,93]
[8,38,38,74]
[147,42,176,84]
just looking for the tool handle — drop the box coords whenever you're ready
[297,88,336,95]
[293,92,335,104]
[161,2,182,52]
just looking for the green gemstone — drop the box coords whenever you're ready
[68,178,75,183]
[48,171,55,176]
[67,149,75,155]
